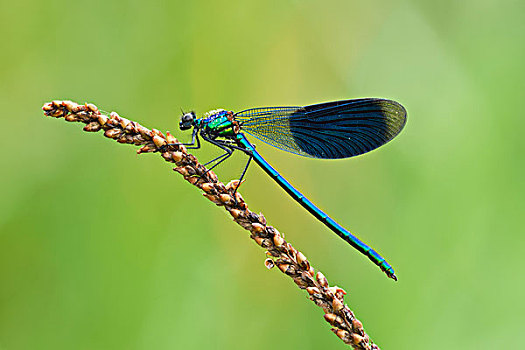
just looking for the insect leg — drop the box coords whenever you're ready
[160,128,201,151]
[232,151,253,195]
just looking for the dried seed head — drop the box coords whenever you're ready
[42,100,381,349]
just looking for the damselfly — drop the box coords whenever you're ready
[172,98,407,280]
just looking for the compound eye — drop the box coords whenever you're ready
[183,112,195,122]
[179,111,196,130]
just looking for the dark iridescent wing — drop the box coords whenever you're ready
[234,98,407,159]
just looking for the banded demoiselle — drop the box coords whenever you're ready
[173,98,407,280]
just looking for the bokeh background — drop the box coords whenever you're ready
[1,0,523,349]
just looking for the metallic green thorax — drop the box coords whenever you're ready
[207,117,235,137]
[196,110,238,138]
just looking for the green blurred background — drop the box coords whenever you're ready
[1,0,523,349]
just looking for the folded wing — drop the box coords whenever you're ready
[234,98,407,159]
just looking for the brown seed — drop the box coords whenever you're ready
[257,213,267,225]
[42,103,53,111]
[187,177,199,185]
[296,251,307,265]
[264,258,275,269]
[202,194,219,203]
[332,298,344,312]
[206,170,218,182]
[306,287,320,295]
[71,103,83,113]
[251,223,265,233]
[97,114,108,126]
[62,100,76,111]
[229,209,242,219]
[293,276,309,288]
[125,122,135,133]
[117,117,129,129]
[151,128,165,138]
[83,122,101,132]
[64,115,78,122]
[329,286,347,300]
[219,193,231,204]
[277,263,290,274]
[273,233,284,247]
[104,128,121,139]
[335,329,351,344]
[86,103,98,113]
[253,236,265,246]
[324,313,338,326]
[170,151,183,163]
[138,126,152,139]
[166,131,178,145]
[351,333,364,346]
[351,319,363,331]
[316,271,328,288]
[225,180,240,190]
[306,266,314,277]
[201,183,214,193]
[173,167,189,176]
[153,135,166,148]
[137,145,153,154]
